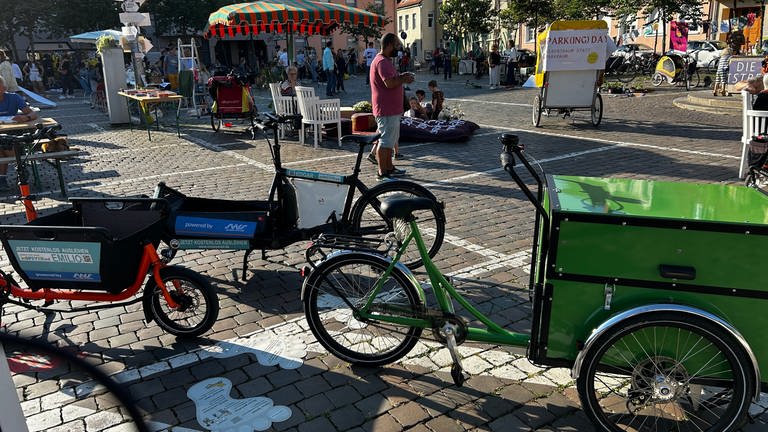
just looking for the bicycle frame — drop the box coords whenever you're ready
[264,123,375,229]
[354,218,530,348]
[1,243,179,308]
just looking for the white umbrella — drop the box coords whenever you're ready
[69,29,122,45]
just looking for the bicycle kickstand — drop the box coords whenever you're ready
[443,323,469,387]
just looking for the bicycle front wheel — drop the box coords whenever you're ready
[577,312,753,432]
[303,253,424,366]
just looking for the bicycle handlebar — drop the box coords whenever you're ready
[253,113,300,132]
[0,124,62,150]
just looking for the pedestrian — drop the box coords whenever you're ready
[11,59,22,86]
[713,46,732,97]
[488,43,501,89]
[428,80,444,120]
[296,50,306,80]
[443,48,452,80]
[504,40,518,86]
[23,56,44,95]
[58,56,76,99]
[432,47,441,75]
[348,48,357,75]
[366,33,414,180]
[308,49,318,83]
[278,47,289,71]
[0,51,19,92]
[164,46,179,90]
[335,48,346,93]
[323,41,336,97]
[363,41,377,85]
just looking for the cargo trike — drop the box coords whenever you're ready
[0,127,219,338]
[532,20,607,127]
[155,114,446,279]
[301,133,767,431]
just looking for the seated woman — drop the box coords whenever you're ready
[428,80,444,120]
[415,89,433,118]
[404,96,428,120]
[279,66,299,96]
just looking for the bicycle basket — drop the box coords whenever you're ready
[0,198,166,293]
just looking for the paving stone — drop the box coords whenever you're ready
[389,400,431,427]
[328,406,367,430]
[297,415,337,432]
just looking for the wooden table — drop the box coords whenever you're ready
[0,118,75,195]
[118,91,183,141]
[0,117,58,133]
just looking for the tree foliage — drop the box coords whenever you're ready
[0,2,43,60]
[45,0,121,35]
[439,0,498,41]
[144,0,231,37]
[339,3,392,45]
[501,1,555,31]
[554,0,613,21]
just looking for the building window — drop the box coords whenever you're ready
[412,13,416,28]
[405,15,409,30]
[399,16,402,31]
[428,12,433,28]
[525,26,536,43]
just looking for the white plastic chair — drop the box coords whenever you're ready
[269,82,296,139]
[295,86,341,148]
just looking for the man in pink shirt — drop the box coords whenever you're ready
[369,33,414,179]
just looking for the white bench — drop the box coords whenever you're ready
[741,89,768,178]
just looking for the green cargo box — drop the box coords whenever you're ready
[534,175,768,385]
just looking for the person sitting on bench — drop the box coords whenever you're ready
[0,75,38,190]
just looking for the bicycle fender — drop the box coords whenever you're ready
[350,180,444,223]
[300,250,426,303]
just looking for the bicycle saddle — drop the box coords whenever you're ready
[341,133,381,146]
[380,196,434,220]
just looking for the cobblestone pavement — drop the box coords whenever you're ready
[1,71,765,432]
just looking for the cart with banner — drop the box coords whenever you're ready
[532,20,607,127]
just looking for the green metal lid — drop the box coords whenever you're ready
[550,175,768,225]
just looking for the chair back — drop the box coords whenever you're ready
[295,86,316,104]
[270,82,296,116]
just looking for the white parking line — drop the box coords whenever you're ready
[477,122,740,160]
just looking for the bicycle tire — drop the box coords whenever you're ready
[707,58,719,74]
[350,180,445,270]
[577,311,753,432]
[616,63,636,83]
[591,93,603,127]
[144,266,220,338]
[302,252,423,366]
[532,94,543,127]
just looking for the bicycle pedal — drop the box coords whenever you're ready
[451,365,468,387]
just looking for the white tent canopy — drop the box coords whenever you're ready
[69,29,121,44]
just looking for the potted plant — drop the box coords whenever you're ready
[352,101,372,113]
[95,35,118,55]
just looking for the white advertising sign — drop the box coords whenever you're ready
[543,30,608,72]
[119,12,151,26]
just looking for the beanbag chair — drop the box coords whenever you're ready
[399,117,479,143]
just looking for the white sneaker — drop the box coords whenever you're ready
[59,95,67,100]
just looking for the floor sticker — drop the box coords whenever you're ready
[202,333,306,370]
[187,377,291,431]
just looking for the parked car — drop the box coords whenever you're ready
[687,40,727,68]
[612,43,656,59]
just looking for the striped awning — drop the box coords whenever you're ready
[205,1,384,39]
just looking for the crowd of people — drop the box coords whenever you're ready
[0,50,104,101]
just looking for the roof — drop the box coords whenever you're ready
[397,0,421,9]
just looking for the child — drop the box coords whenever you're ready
[404,96,428,120]
[713,46,732,97]
[428,80,445,120]
[414,89,433,118]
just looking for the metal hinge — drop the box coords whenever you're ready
[604,283,615,310]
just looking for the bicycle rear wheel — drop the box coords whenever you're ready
[303,253,423,366]
[350,181,445,270]
[577,312,753,432]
